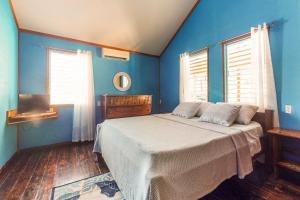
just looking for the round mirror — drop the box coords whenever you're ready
[113,72,131,91]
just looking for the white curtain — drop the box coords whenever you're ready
[251,24,279,127]
[179,53,191,102]
[72,51,96,142]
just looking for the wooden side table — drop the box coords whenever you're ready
[267,128,300,178]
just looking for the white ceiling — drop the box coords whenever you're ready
[12,0,198,56]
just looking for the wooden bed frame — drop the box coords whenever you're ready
[252,109,274,168]
[252,109,274,133]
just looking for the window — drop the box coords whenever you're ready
[188,49,209,102]
[48,49,81,105]
[181,49,209,102]
[224,35,256,104]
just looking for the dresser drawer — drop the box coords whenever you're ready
[106,105,151,119]
[101,95,152,121]
[106,95,151,106]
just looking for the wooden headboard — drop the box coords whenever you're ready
[252,109,274,132]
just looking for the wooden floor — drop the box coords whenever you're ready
[0,142,299,200]
[0,142,108,200]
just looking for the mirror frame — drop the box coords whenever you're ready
[113,72,132,91]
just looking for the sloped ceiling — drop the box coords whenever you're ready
[11,0,198,56]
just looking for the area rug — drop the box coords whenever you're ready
[51,173,125,200]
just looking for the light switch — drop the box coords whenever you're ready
[285,105,292,114]
[97,100,101,107]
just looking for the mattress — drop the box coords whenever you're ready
[93,113,263,200]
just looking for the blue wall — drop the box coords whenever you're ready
[0,0,18,167]
[160,0,300,131]
[19,32,160,149]
[16,0,300,150]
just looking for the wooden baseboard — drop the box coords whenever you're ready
[21,141,73,152]
[20,141,94,152]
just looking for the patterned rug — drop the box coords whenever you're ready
[51,173,125,200]
[51,169,299,200]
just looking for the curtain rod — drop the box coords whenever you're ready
[205,21,280,48]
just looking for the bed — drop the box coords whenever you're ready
[93,110,273,200]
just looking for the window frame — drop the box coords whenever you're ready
[46,48,78,107]
[187,47,210,102]
[222,32,251,102]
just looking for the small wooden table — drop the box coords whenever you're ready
[267,128,300,178]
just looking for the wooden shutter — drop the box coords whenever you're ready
[188,49,208,101]
[225,37,256,104]
[49,49,79,105]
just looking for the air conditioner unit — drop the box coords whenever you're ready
[102,48,130,61]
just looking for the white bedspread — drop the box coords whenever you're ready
[93,114,262,200]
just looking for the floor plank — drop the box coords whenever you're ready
[0,151,33,198]
[0,142,299,200]
[8,149,42,200]
[21,148,50,200]
[35,146,59,200]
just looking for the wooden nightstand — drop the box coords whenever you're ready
[267,128,300,178]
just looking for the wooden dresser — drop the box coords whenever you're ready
[100,95,152,120]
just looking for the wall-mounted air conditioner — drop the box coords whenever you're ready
[102,48,130,61]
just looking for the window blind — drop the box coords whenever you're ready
[225,37,256,104]
[187,50,208,102]
[49,49,80,105]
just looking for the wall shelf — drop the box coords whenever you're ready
[268,128,300,140]
[268,128,300,177]
[6,106,58,125]
[278,161,300,173]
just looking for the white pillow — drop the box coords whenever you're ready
[199,104,241,126]
[196,102,214,117]
[217,102,259,125]
[172,102,201,119]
